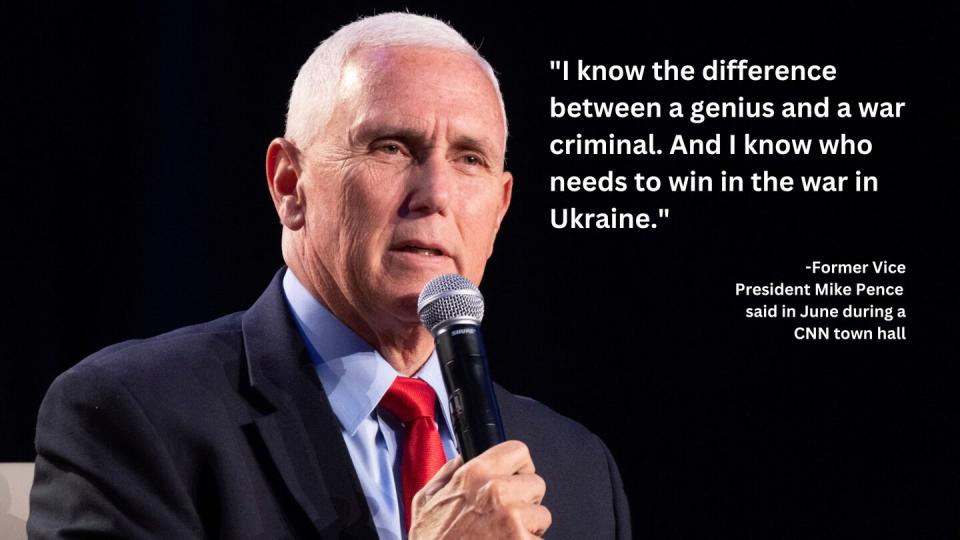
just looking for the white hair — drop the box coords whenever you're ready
[284,12,508,149]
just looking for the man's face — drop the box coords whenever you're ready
[297,46,512,328]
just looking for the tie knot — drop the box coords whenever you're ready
[379,377,439,424]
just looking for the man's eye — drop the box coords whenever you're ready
[461,154,484,166]
[377,143,402,155]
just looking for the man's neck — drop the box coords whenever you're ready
[373,327,437,376]
[286,264,433,376]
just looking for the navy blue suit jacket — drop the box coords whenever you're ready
[28,269,631,539]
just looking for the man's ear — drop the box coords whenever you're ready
[495,170,513,233]
[265,138,306,230]
[486,170,513,259]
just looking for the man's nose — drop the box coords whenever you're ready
[404,155,451,217]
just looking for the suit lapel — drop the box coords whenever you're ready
[241,268,377,538]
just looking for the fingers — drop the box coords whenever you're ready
[518,502,553,537]
[420,454,463,498]
[473,473,548,537]
[481,473,546,506]
[468,440,535,476]
[453,475,549,539]
[409,440,551,539]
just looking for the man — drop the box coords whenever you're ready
[28,13,631,539]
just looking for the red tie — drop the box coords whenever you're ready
[379,377,448,530]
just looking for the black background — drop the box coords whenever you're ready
[3,2,957,538]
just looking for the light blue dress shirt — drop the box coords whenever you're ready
[282,269,458,540]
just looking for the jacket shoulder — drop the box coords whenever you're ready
[39,311,250,444]
[27,317,250,539]
[72,311,245,381]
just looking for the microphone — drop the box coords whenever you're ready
[418,274,506,460]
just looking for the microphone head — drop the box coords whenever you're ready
[417,274,485,335]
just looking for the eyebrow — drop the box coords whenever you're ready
[352,125,423,146]
[450,135,498,160]
[351,123,501,163]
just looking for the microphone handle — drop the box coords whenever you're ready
[435,323,506,460]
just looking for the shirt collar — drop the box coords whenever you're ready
[281,268,454,437]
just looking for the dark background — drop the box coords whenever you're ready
[3,2,957,538]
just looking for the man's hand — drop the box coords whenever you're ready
[409,440,551,539]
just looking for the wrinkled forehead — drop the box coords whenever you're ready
[333,46,506,150]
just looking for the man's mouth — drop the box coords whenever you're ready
[399,245,444,256]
